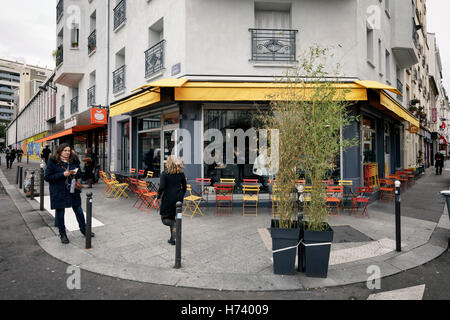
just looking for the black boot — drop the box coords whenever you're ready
[60,234,69,244]
[168,227,176,245]
[81,230,95,238]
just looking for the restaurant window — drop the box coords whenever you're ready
[363,116,377,163]
[139,131,161,177]
[163,111,179,125]
[138,114,161,130]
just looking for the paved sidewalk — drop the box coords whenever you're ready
[1,159,449,291]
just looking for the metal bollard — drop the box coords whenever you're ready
[19,166,23,189]
[16,165,20,184]
[86,192,93,249]
[174,201,183,269]
[30,171,35,200]
[297,186,305,272]
[395,180,401,252]
[27,153,29,164]
[40,164,45,211]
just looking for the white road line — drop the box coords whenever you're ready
[36,196,104,232]
[367,284,425,300]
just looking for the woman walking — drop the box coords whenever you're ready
[44,143,94,244]
[157,156,187,245]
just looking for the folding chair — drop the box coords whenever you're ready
[351,187,373,218]
[130,168,136,173]
[146,171,154,178]
[183,185,204,219]
[403,169,415,185]
[128,177,140,196]
[135,180,159,213]
[109,173,129,199]
[379,178,395,201]
[338,180,355,211]
[138,169,145,177]
[271,184,280,218]
[220,178,235,184]
[100,171,115,196]
[393,172,408,190]
[195,178,212,202]
[242,185,260,216]
[326,186,343,217]
[215,184,233,215]
[243,179,258,184]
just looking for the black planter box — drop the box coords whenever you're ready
[303,224,334,278]
[270,219,301,275]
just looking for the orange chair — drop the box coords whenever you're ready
[130,168,136,173]
[379,179,395,201]
[195,178,212,201]
[136,180,159,213]
[243,179,258,184]
[138,169,145,177]
[215,184,233,215]
[394,172,408,190]
[128,177,140,197]
[326,186,343,217]
[351,187,373,218]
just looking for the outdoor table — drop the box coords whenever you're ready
[144,177,160,192]
[188,179,213,203]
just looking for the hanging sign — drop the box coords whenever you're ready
[90,108,108,125]
[432,108,437,123]
[409,125,419,134]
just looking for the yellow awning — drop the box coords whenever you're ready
[355,80,402,96]
[174,82,368,101]
[380,92,419,128]
[132,78,189,93]
[110,90,160,117]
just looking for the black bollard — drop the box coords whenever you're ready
[297,186,305,272]
[19,166,23,189]
[86,192,93,249]
[27,153,29,164]
[395,180,401,252]
[30,171,35,200]
[40,165,45,211]
[174,201,183,269]
[16,165,20,184]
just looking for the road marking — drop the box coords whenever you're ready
[258,228,272,251]
[36,196,104,232]
[367,284,425,300]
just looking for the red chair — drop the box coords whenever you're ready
[195,178,212,201]
[138,169,145,177]
[351,187,373,218]
[135,180,159,213]
[128,178,140,197]
[393,172,408,190]
[326,186,343,217]
[379,179,395,201]
[243,179,258,184]
[215,184,233,215]
[130,168,136,173]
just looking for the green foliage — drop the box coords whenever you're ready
[258,45,358,230]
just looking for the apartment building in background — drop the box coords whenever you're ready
[35,0,448,189]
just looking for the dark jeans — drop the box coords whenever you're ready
[436,165,443,175]
[55,206,86,236]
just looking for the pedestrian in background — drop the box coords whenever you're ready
[435,151,444,175]
[157,156,187,245]
[41,145,52,165]
[16,149,23,163]
[5,147,11,169]
[9,148,16,168]
[44,143,94,244]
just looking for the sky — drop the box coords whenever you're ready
[0,1,448,90]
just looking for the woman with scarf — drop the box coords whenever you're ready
[44,143,94,244]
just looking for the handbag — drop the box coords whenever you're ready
[75,181,84,191]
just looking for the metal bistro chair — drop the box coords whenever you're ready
[215,184,233,215]
[195,178,212,203]
[326,186,344,217]
[351,187,373,218]
[136,180,159,213]
[338,180,355,211]
[183,185,204,219]
[109,173,129,199]
[379,178,395,201]
[393,172,408,190]
[242,184,260,216]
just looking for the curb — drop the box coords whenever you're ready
[0,166,448,291]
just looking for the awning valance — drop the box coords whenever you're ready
[109,90,161,117]
[379,92,419,128]
[35,125,105,143]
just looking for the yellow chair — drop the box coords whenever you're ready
[271,185,280,218]
[183,185,204,219]
[109,173,129,199]
[242,185,260,216]
[220,178,235,183]
[101,172,118,197]
[146,171,154,178]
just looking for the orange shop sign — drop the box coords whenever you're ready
[90,108,108,125]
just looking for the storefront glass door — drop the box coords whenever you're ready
[121,122,130,171]
[139,130,161,177]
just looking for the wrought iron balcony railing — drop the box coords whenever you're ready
[114,0,126,30]
[88,30,96,55]
[397,79,403,95]
[113,65,126,94]
[87,85,96,106]
[145,40,165,78]
[70,96,78,114]
[249,28,298,62]
[56,45,63,67]
[57,0,64,21]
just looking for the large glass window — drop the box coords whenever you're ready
[138,114,161,131]
[362,117,376,163]
[139,131,161,177]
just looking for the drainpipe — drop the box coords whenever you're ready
[107,0,111,171]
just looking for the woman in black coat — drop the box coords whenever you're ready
[44,143,94,244]
[157,156,187,245]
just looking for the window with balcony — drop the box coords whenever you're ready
[56,0,64,21]
[367,27,374,65]
[114,49,126,94]
[146,19,165,78]
[114,0,126,31]
[385,50,391,84]
[251,5,297,62]
[70,96,78,114]
[88,11,97,55]
[87,85,96,106]
[60,105,65,120]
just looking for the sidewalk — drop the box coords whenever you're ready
[1,159,449,291]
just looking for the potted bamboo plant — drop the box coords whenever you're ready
[258,46,357,277]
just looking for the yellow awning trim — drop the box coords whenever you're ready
[380,92,419,127]
[110,90,160,117]
[175,82,368,101]
[355,80,402,96]
[132,78,189,93]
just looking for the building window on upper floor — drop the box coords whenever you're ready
[385,50,391,84]
[88,71,96,106]
[71,89,79,114]
[88,11,97,55]
[60,105,65,121]
[70,24,79,48]
[366,27,374,66]
[113,49,126,94]
[251,3,297,62]
[378,39,383,76]
[146,18,164,79]
[114,0,126,31]
[57,0,64,22]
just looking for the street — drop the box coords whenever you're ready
[0,178,448,300]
